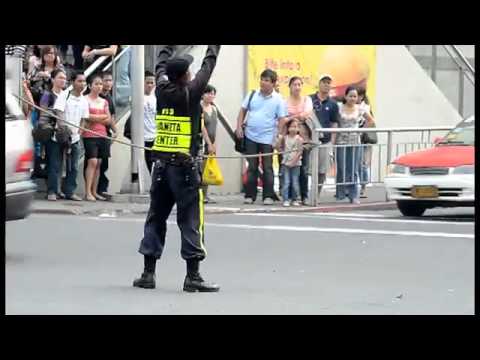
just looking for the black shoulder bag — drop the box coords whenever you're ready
[235,90,255,154]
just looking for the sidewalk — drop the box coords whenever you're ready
[31,184,396,217]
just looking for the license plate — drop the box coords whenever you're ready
[411,186,439,198]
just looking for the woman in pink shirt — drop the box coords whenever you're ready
[82,74,112,201]
[283,76,313,205]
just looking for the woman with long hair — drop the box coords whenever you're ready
[357,87,374,198]
[283,76,313,205]
[82,74,112,202]
[28,45,64,105]
[335,86,374,204]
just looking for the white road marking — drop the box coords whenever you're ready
[234,212,473,226]
[236,212,387,218]
[203,223,473,239]
[72,216,473,239]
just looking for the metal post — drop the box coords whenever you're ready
[309,134,320,206]
[112,56,117,106]
[386,131,393,166]
[458,67,465,117]
[120,45,150,194]
[431,45,437,83]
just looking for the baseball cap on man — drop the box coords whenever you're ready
[166,54,194,81]
[319,73,333,81]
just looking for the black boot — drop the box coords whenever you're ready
[133,272,156,289]
[183,260,220,293]
[133,256,156,289]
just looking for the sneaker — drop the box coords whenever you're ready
[292,200,301,207]
[302,199,310,206]
[350,198,361,205]
[263,198,274,205]
[57,192,66,199]
[47,194,57,201]
[360,189,367,198]
[283,201,291,207]
[66,194,82,201]
[244,198,254,205]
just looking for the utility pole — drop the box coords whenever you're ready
[120,45,151,194]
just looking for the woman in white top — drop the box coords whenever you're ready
[335,86,374,204]
[357,87,375,198]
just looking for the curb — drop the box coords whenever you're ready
[31,208,82,216]
[204,201,397,215]
[31,201,396,216]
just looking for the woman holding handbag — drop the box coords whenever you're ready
[335,86,374,204]
[357,87,377,198]
[200,85,220,204]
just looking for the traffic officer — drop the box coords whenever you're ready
[133,45,221,292]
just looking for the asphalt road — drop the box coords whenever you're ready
[5,208,474,315]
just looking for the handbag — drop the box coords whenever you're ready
[235,90,256,154]
[361,121,378,144]
[202,156,224,186]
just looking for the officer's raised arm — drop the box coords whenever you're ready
[189,45,221,97]
[155,45,176,83]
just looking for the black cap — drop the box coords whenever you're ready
[166,54,194,81]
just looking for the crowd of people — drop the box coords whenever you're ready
[10,45,124,202]
[8,45,376,206]
[235,70,376,206]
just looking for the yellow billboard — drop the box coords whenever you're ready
[247,45,376,112]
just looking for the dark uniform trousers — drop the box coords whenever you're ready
[139,158,206,261]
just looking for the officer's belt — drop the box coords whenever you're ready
[154,152,195,166]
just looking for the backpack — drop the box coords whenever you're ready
[31,91,72,147]
[31,91,57,144]
[55,91,73,147]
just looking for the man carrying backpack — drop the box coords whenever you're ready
[235,69,287,205]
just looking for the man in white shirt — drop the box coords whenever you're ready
[143,70,157,173]
[53,70,90,200]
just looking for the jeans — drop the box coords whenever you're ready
[299,148,311,201]
[64,142,80,197]
[245,137,275,201]
[115,46,131,107]
[45,140,62,195]
[360,145,372,185]
[335,145,362,201]
[282,165,300,201]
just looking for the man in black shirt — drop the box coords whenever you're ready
[309,74,340,195]
[133,45,221,292]
[97,71,117,197]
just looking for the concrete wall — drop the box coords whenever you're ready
[102,45,466,196]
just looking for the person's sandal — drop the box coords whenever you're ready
[94,194,107,201]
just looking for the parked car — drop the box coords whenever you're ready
[5,91,37,221]
[385,116,474,216]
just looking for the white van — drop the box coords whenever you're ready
[5,90,37,221]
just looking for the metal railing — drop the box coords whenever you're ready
[406,45,475,117]
[308,126,454,206]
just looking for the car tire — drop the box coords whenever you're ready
[397,201,427,217]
